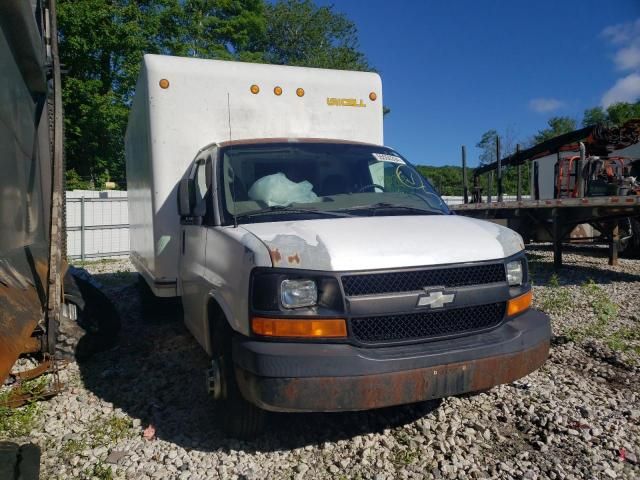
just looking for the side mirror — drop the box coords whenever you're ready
[178,177,195,216]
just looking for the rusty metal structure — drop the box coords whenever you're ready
[0,0,64,391]
[453,121,640,268]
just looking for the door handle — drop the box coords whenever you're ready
[182,230,186,255]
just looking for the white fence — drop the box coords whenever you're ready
[442,195,530,205]
[63,191,532,260]
[66,190,129,260]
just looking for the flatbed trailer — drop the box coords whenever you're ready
[451,122,640,268]
[452,195,640,268]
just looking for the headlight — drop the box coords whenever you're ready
[281,279,317,308]
[506,260,524,286]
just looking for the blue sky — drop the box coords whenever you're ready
[317,0,640,167]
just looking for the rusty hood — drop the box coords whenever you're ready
[239,215,524,271]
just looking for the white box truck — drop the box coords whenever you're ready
[126,54,551,438]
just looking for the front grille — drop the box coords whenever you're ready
[350,302,506,343]
[342,263,506,297]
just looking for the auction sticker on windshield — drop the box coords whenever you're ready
[372,153,405,165]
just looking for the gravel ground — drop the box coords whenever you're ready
[2,245,640,479]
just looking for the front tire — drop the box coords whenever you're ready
[211,315,265,439]
[220,377,266,440]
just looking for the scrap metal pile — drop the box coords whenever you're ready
[588,120,640,156]
[474,120,640,175]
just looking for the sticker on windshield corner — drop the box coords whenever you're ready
[372,153,405,165]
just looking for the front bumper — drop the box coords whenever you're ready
[233,309,551,412]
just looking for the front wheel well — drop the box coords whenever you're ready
[207,297,231,356]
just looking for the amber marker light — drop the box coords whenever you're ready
[252,317,347,338]
[296,87,305,97]
[250,84,260,94]
[159,79,170,89]
[507,290,533,317]
[274,86,283,96]
[369,92,377,101]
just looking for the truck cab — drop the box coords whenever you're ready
[126,55,551,438]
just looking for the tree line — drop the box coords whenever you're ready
[59,0,640,192]
[442,101,640,197]
[59,0,371,189]
[477,101,640,167]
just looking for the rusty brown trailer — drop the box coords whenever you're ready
[0,0,64,384]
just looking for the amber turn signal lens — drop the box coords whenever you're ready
[274,86,283,96]
[250,84,260,94]
[507,290,532,317]
[159,79,170,89]
[252,317,347,338]
[296,87,305,97]
[369,92,377,101]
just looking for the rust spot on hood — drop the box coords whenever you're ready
[269,248,282,265]
[287,253,300,264]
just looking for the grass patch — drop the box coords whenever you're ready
[391,429,419,465]
[61,437,88,457]
[606,326,640,355]
[0,402,40,438]
[581,280,618,325]
[539,274,573,314]
[70,257,124,268]
[89,415,133,446]
[59,414,134,463]
[82,461,113,480]
[0,377,48,438]
[392,447,419,465]
[565,280,621,346]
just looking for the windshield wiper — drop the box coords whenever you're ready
[235,205,353,221]
[335,202,445,216]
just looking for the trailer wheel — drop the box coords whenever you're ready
[628,217,640,257]
[209,309,265,439]
[620,217,640,258]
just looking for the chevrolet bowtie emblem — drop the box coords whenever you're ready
[417,290,455,308]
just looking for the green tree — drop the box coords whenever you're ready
[58,0,372,189]
[532,116,576,144]
[180,0,266,61]
[582,101,640,127]
[261,0,369,70]
[476,129,499,166]
[606,101,640,127]
[415,165,530,197]
[582,107,608,127]
[58,0,186,188]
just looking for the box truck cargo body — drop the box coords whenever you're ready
[126,54,550,438]
[126,54,383,296]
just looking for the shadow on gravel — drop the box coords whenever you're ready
[526,244,640,286]
[75,271,440,453]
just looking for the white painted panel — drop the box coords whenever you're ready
[125,54,383,285]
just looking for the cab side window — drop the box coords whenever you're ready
[192,157,211,220]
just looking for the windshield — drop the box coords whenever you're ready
[219,142,449,224]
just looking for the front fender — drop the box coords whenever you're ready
[199,226,272,355]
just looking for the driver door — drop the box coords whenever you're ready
[179,155,211,349]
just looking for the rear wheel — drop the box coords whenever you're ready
[620,217,640,257]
